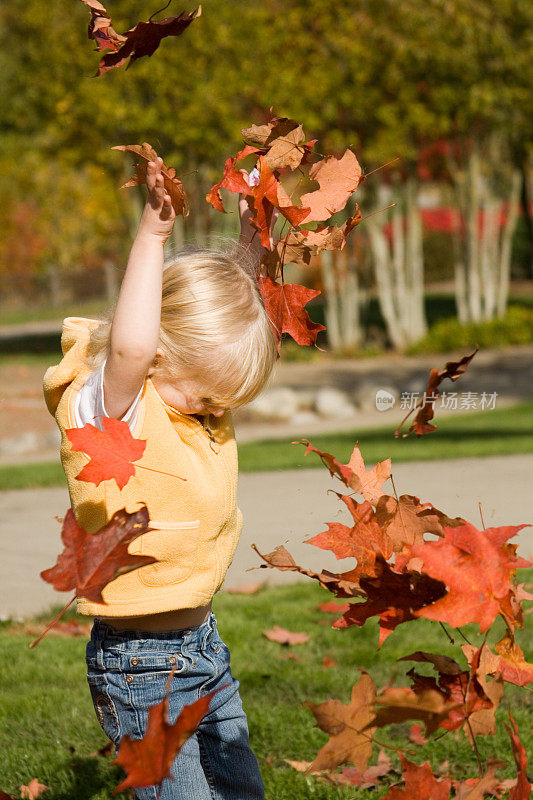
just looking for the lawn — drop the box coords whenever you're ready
[1,401,532,491]
[1,578,532,799]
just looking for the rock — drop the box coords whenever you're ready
[289,410,321,426]
[353,381,399,412]
[245,387,299,421]
[314,387,357,418]
[293,388,316,411]
[0,431,40,456]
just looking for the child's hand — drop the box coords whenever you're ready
[139,157,176,243]
[238,167,279,255]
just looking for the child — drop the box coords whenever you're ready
[43,157,278,799]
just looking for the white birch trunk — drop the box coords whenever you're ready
[320,246,364,352]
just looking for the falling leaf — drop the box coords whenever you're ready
[263,625,310,645]
[375,494,464,551]
[304,498,392,579]
[317,601,351,614]
[295,440,391,501]
[252,157,311,248]
[332,555,447,646]
[80,0,126,52]
[19,780,49,800]
[452,756,506,800]
[502,714,531,800]
[395,347,479,437]
[114,671,220,791]
[113,143,189,217]
[300,149,362,222]
[304,672,376,773]
[93,7,202,75]
[205,144,260,213]
[258,276,325,347]
[368,686,461,737]
[242,116,312,171]
[379,754,451,800]
[41,507,155,603]
[252,543,363,599]
[410,522,531,632]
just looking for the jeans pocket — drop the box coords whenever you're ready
[87,676,120,744]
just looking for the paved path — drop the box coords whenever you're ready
[1,454,532,619]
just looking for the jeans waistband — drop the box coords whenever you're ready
[91,611,217,649]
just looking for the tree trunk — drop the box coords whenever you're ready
[449,137,522,322]
[367,180,427,350]
[320,245,364,353]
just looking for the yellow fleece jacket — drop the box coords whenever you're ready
[43,317,242,617]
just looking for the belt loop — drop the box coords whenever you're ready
[95,640,105,669]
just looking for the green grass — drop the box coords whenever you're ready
[1,401,532,491]
[1,578,532,799]
[0,299,109,328]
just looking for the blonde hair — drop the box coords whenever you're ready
[87,245,278,409]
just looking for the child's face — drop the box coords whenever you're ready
[150,374,226,418]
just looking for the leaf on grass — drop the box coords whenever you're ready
[300,149,362,222]
[322,749,393,787]
[113,143,189,217]
[19,780,49,800]
[304,671,376,773]
[410,522,531,632]
[258,276,325,348]
[379,754,451,800]
[322,655,336,668]
[408,724,428,745]
[114,671,219,791]
[93,7,202,75]
[41,507,155,603]
[452,756,506,800]
[262,625,310,645]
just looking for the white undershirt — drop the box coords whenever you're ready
[74,363,142,431]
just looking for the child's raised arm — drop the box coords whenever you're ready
[103,158,175,420]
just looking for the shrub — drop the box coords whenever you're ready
[407,305,533,354]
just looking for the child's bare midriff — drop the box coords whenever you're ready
[96,601,212,632]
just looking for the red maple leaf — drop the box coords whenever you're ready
[66,417,147,489]
[503,714,532,800]
[380,754,451,800]
[205,144,261,212]
[40,506,155,603]
[114,672,221,792]
[258,276,325,347]
[295,439,391,500]
[410,522,531,632]
[251,156,311,248]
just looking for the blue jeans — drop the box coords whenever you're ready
[86,613,264,800]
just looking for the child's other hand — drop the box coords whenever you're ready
[139,157,176,243]
[238,168,279,254]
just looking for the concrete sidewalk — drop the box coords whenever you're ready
[1,454,532,619]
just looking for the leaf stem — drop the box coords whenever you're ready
[478,502,486,531]
[135,464,186,481]
[28,594,77,648]
[149,0,172,23]
[439,622,455,645]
